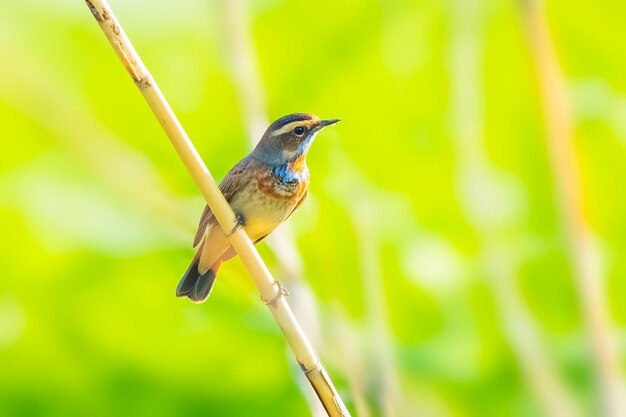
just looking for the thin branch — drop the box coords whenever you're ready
[521,1,626,415]
[83,1,350,415]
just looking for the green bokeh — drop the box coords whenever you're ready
[1,0,625,416]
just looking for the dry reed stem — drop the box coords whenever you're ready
[83,1,350,415]
[521,1,626,415]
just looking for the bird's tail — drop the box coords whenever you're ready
[176,254,222,304]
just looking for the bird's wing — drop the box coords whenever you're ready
[193,205,212,247]
[193,157,251,247]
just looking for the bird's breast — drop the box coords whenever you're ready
[257,173,308,200]
[228,162,309,241]
[257,158,309,201]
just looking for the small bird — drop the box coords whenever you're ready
[177,113,340,303]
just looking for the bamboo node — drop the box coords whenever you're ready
[262,280,289,308]
[136,75,153,90]
[300,360,320,374]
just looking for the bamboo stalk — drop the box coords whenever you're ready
[83,1,350,415]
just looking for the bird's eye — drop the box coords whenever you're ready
[293,126,306,136]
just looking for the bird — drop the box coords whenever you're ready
[176,113,340,303]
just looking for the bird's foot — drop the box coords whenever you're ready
[262,280,289,308]
[229,213,246,235]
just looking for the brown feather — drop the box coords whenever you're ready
[193,205,212,247]
[192,156,252,247]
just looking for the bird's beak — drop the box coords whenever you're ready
[319,118,341,128]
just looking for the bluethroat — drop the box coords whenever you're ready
[176,113,340,303]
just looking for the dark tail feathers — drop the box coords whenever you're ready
[176,257,217,304]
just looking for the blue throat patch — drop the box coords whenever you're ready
[272,163,304,184]
[268,131,316,183]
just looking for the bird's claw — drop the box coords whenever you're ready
[262,280,289,308]
[229,213,246,235]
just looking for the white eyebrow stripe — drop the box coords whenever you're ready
[271,121,305,136]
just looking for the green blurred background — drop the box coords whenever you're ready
[1,0,626,416]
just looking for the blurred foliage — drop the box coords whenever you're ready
[1,0,626,416]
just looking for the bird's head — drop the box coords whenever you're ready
[253,113,340,165]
